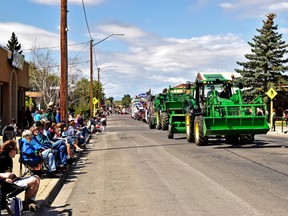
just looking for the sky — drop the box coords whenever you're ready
[1,0,288,100]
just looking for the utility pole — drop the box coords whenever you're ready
[90,33,124,112]
[98,67,101,110]
[90,40,93,117]
[60,0,68,122]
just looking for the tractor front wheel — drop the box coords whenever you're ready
[162,112,169,131]
[194,116,208,146]
[168,125,174,139]
[186,113,194,143]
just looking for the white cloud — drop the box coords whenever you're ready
[279,27,288,34]
[219,3,234,9]
[0,22,82,52]
[29,0,104,6]
[92,23,250,99]
[0,21,250,100]
[265,2,288,11]
[0,22,59,50]
[219,0,288,18]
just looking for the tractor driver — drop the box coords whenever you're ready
[206,85,217,98]
[219,86,230,99]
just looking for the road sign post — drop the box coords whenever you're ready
[266,88,277,130]
[92,97,98,117]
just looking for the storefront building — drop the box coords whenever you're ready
[0,45,29,131]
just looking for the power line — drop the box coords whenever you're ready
[23,41,89,51]
[35,60,90,70]
[81,0,92,40]
[81,0,98,69]
[71,42,89,59]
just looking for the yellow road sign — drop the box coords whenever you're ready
[92,97,98,105]
[266,88,277,99]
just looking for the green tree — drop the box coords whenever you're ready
[107,96,114,106]
[6,32,23,54]
[235,13,288,100]
[68,78,90,113]
[122,94,132,107]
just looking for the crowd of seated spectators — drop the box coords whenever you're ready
[0,106,103,213]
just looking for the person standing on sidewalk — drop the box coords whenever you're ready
[272,109,276,131]
[0,140,40,212]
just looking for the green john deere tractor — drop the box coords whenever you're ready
[153,92,167,130]
[160,86,193,139]
[185,73,270,146]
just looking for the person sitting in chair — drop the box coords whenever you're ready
[21,129,59,178]
[0,140,40,212]
[35,121,68,172]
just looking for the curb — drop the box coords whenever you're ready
[30,150,84,216]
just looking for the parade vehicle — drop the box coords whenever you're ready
[164,86,192,139]
[131,93,148,121]
[152,91,168,130]
[149,86,192,138]
[145,93,157,129]
[185,73,270,146]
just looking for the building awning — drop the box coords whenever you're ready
[25,91,43,98]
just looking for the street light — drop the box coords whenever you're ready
[89,33,124,117]
[97,66,118,109]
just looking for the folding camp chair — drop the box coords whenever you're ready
[0,178,25,215]
[18,138,47,178]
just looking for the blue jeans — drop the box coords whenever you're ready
[41,149,56,172]
[52,140,67,166]
[80,126,90,139]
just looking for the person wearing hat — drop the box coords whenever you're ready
[34,121,68,172]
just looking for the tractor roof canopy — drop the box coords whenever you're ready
[196,73,233,83]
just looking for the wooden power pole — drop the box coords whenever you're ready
[90,40,93,117]
[98,67,101,110]
[60,0,68,122]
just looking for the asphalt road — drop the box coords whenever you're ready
[42,114,288,216]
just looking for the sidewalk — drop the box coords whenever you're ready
[267,124,288,135]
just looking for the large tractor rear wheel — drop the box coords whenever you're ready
[185,113,194,142]
[168,125,174,139]
[240,135,255,145]
[194,116,208,146]
[162,112,169,131]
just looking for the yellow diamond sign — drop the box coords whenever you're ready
[92,97,98,105]
[266,88,277,99]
